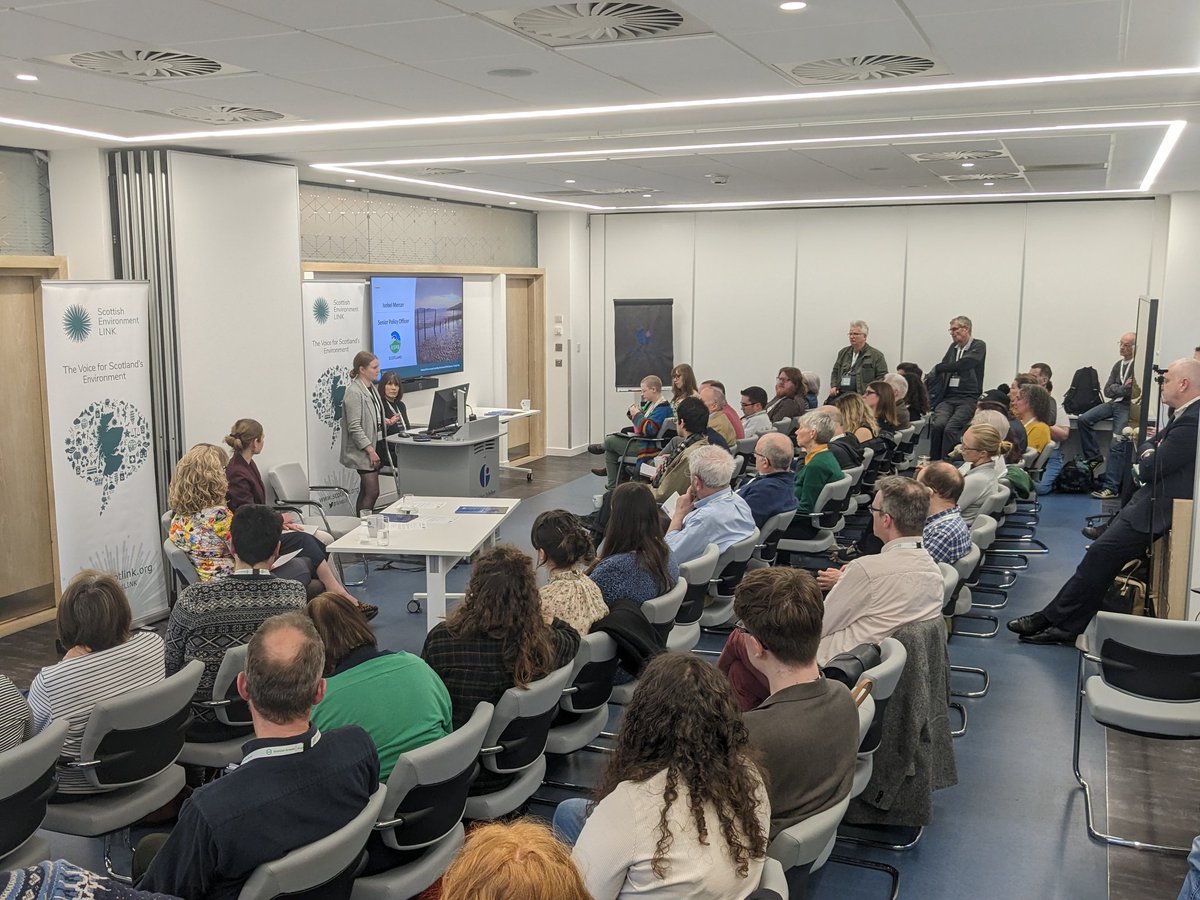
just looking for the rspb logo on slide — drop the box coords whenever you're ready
[389,331,402,354]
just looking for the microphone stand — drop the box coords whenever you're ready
[1144,367,1169,616]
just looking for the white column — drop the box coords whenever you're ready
[48,148,114,280]
[538,210,591,454]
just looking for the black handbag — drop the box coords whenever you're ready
[822,642,882,688]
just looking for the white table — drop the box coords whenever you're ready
[325,495,521,631]
[475,406,541,481]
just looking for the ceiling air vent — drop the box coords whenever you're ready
[418,167,469,176]
[482,2,709,47]
[46,49,248,79]
[535,186,660,197]
[164,105,287,124]
[941,172,1025,182]
[587,186,659,195]
[787,54,946,85]
[907,149,1007,162]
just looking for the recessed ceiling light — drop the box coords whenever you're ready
[488,67,535,78]
[642,193,653,198]
[16,73,38,82]
[564,179,576,184]
[508,201,518,205]
[983,181,995,186]
[780,1,807,9]
[961,162,975,168]
[345,178,356,183]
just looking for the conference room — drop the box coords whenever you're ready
[1,0,1200,897]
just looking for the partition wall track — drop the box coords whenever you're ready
[107,149,183,513]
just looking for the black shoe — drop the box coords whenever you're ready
[587,443,604,455]
[1081,524,1107,540]
[1019,626,1077,645]
[1006,613,1050,636]
[591,466,607,477]
[835,544,863,563]
[358,603,379,622]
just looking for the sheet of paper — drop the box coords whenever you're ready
[410,500,445,510]
[640,462,656,478]
[422,516,453,525]
[270,548,302,570]
[660,492,680,517]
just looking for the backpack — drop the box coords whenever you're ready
[1062,366,1103,414]
[1055,456,1095,493]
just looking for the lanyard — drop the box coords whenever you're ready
[241,729,322,765]
[1119,360,1131,383]
[887,539,923,551]
[955,343,966,362]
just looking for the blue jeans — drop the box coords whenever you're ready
[1035,448,1064,495]
[1178,835,1200,899]
[552,797,590,847]
[1098,436,1131,492]
[1077,400,1130,459]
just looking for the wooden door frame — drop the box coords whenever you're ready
[0,256,68,637]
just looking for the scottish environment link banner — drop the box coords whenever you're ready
[42,281,165,622]
[302,281,367,513]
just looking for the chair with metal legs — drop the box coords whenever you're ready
[939,562,989,701]
[1072,612,1200,856]
[670,543,720,652]
[948,544,999,639]
[699,528,762,631]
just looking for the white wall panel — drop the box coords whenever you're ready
[903,203,1027,391]
[169,154,306,476]
[693,210,796,401]
[600,213,695,431]
[1019,200,1155,392]
[794,206,909,394]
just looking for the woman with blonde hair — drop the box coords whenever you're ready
[833,392,878,443]
[340,350,384,516]
[956,422,1011,525]
[441,819,589,900]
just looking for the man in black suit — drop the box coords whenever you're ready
[1009,357,1200,643]
[928,316,987,460]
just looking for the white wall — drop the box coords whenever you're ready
[169,153,306,477]
[48,148,113,280]
[538,211,591,453]
[591,199,1161,433]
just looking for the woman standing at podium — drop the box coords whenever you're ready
[341,351,384,516]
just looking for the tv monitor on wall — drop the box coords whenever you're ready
[370,276,465,380]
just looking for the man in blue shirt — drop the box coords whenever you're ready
[665,444,756,565]
[738,432,799,528]
[917,462,972,565]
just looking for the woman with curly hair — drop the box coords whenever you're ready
[531,509,608,635]
[554,652,770,899]
[421,544,580,793]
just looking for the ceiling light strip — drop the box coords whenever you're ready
[1139,121,1186,191]
[317,120,1179,169]
[0,115,124,142]
[605,189,1140,211]
[317,167,607,211]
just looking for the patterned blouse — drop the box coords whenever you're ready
[170,506,235,581]
[538,570,609,635]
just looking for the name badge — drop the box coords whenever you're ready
[841,375,853,387]
[948,376,961,388]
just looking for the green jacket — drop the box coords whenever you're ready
[830,344,888,396]
[794,447,843,512]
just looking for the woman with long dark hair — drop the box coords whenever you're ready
[863,379,901,435]
[554,652,770,898]
[669,363,699,414]
[374,371,410,466]
[531,510,607,635]
[588,483,678,609]
[897,362,931,419]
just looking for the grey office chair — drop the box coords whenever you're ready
[267,461,367,585]
[609,579,685,704]
[0,719,69,869]
[547,633,620,752]
[238,785,387,900]
[940,561,989,700]
[670,543,719,652]
[767,796,851,893]
[776,474,853,563]
[351,703,493,899]
[178,644,252,768]
[700,527,761,629]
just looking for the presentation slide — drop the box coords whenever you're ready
[370,276,464,379]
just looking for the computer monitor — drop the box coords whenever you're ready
[428,383,469,433]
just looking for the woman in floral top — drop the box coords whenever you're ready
[531,510,608,635]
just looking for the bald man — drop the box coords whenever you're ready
[1077,332,1137,464]
[1011,357,1200,643]
[737,432,799,528]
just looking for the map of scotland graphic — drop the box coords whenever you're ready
[64,399,151,514]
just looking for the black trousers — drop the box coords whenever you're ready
[1040,511,1152,635]
[929,395,977,460]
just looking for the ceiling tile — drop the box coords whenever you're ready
[1003,134,1111,167]
[413,50,654,105]
[207,0,460,30]
[285,64,523,114]
[1122,0,1200,69]
[677,0,910,33]
[173,30,393,75]
[0,9,128,58]
[313,14,535,63]
[150,72,408,119]
[25,0,288,45]
[907,0,1106,13]
[728,18,930,66]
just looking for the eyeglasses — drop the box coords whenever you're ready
[863,389,877,396]
[735,620,769,651]
[869,504,887,515]
[848,331,864,337]
[961,444,984,453]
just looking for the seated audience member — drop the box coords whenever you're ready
[422,546,580,792]
[883,372,912,428]
[834,392,879,444]
[737,433,799,529]
[700,383,737,448]
[929,316,987,460]
[3,860,179,899]
[801,371,821,411]
[165,504,308,741]
[1010,358,1200,644]
[649,397,711,504]
[814,476,943,664]
[766,367,806,423]
[917,463,972,565]
[829,321,888,398]
[441,819,590,900]
[703,379,745,440]
[665,445,756,565]
[136,614,378,900]
[0,674,31,752]
[820,405,864,469]
[589,375,673,491]
[1011,382,1054,455]
[777,411,844,547]
[669,363,700,415]
[553,653,770,899]
[739,386,774,440]
[864,380,902,437]
[588,483,679,609]
[28,571,164,796]
[724,568,859,836]
[897,362,931,420]
[975,387,1026,463]
[1027,363,1070,493]
[307,592,450,782]
[532,510,608,634]
[957,423,1009,525]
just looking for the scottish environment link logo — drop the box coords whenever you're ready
[64,399,151,514]
[312,366,349,447]
[63,305,92,342]
[312,297,330,324]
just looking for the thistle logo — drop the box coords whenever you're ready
[312,297,330,324]
[63,305,92,342]
[389,330,402,355]
[312,366,349,447]
[479,464,491,488]
[64,399,151,514]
